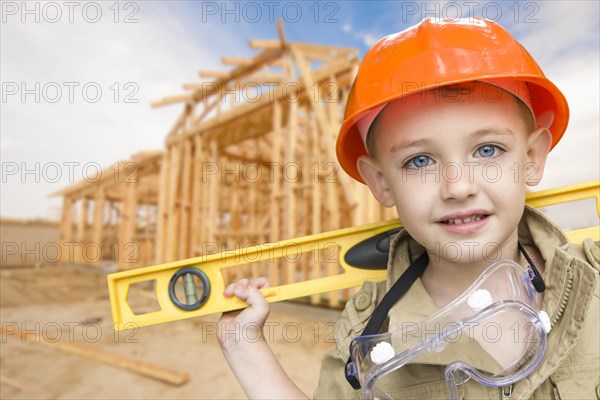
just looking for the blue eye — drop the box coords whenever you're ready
[406,155,432,169]
[476,145,500,158]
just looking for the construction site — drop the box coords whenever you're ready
[1,24,394,398]
[2,17,599,400]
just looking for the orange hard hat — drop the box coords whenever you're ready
[336,17,570,183]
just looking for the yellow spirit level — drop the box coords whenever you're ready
[108,180,599,330]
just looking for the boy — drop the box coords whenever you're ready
[217,18,599,399]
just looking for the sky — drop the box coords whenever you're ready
[1,0,599,225]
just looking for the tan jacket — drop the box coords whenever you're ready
[314,207,600,399]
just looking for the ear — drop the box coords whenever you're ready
[357,155,396,207]
[525,127,552,187]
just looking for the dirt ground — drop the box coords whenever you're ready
[0,264,341,399]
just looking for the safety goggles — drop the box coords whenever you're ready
[349,259,549,400]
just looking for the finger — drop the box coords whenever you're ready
[224,278,250,297]
[245,286,269,312]
[249,276,270,289]
[233,278,252,299]
[223,283,236,297]
[234,278,249,290]
[235,278,250,287]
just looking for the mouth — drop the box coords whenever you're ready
[437,211,491,225]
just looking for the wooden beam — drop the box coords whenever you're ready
[91,189,105,267]
[190,136,203,257]
[1,324,189,386]
[151,93,194,108]
[155,150,170,262]
[165,145,181,262]
[249,137,259,277]
[221,56,253,66]
[152,42,356,109]
[292,42,359,58]
[0,376,28,392]
[310,116,322,305]
[242,73,285,85]
[290,46,332,136]
[269,99,282,284]
[285,89,298,288]
[248,39,281,49]
[291,45,357,210]
[118,180,137,270]
[76,198,88,263]
[198,70,231,79]
[157,47,285,109]
[59,196,74,263]
[167,105,192,139]
[220,150,271,166]
[166,59,354,147]
[178,140,192,259]
[277,18,286,48]
[206,140,218,244]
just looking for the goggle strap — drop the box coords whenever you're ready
[345,251,429,389]
[517,242,546,293]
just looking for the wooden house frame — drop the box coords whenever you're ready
[55,25,395,307]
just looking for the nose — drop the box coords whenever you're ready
[439,162,479,202]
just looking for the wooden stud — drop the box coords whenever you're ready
[178,140,193,259]
[249,138,258,278]
[91,189,105,267]
[309,117,321,305]
[118,180,137,270]
[199,139,211,256]
[284,65,298,285]
[156,150,170,263]
[206,140,218,244]
[165,145,181,262]
[269,100,282,286]
[76,198,89,263]
[190,136,203,256]
[59,196,74,263]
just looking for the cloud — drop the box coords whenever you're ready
[0,2,238,219]
[540,50,600,188]
[1,1,598,222]
[516,2,600,189]
[0,135,21,152]
[517,1,599,66]
[356,32,380,47]
[342,27,382,47]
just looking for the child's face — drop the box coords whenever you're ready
[357,84,552,263]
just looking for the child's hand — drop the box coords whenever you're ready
[217,277,308,398]
[217,277,270,348]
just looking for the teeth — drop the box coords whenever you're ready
[444,214,486,224]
